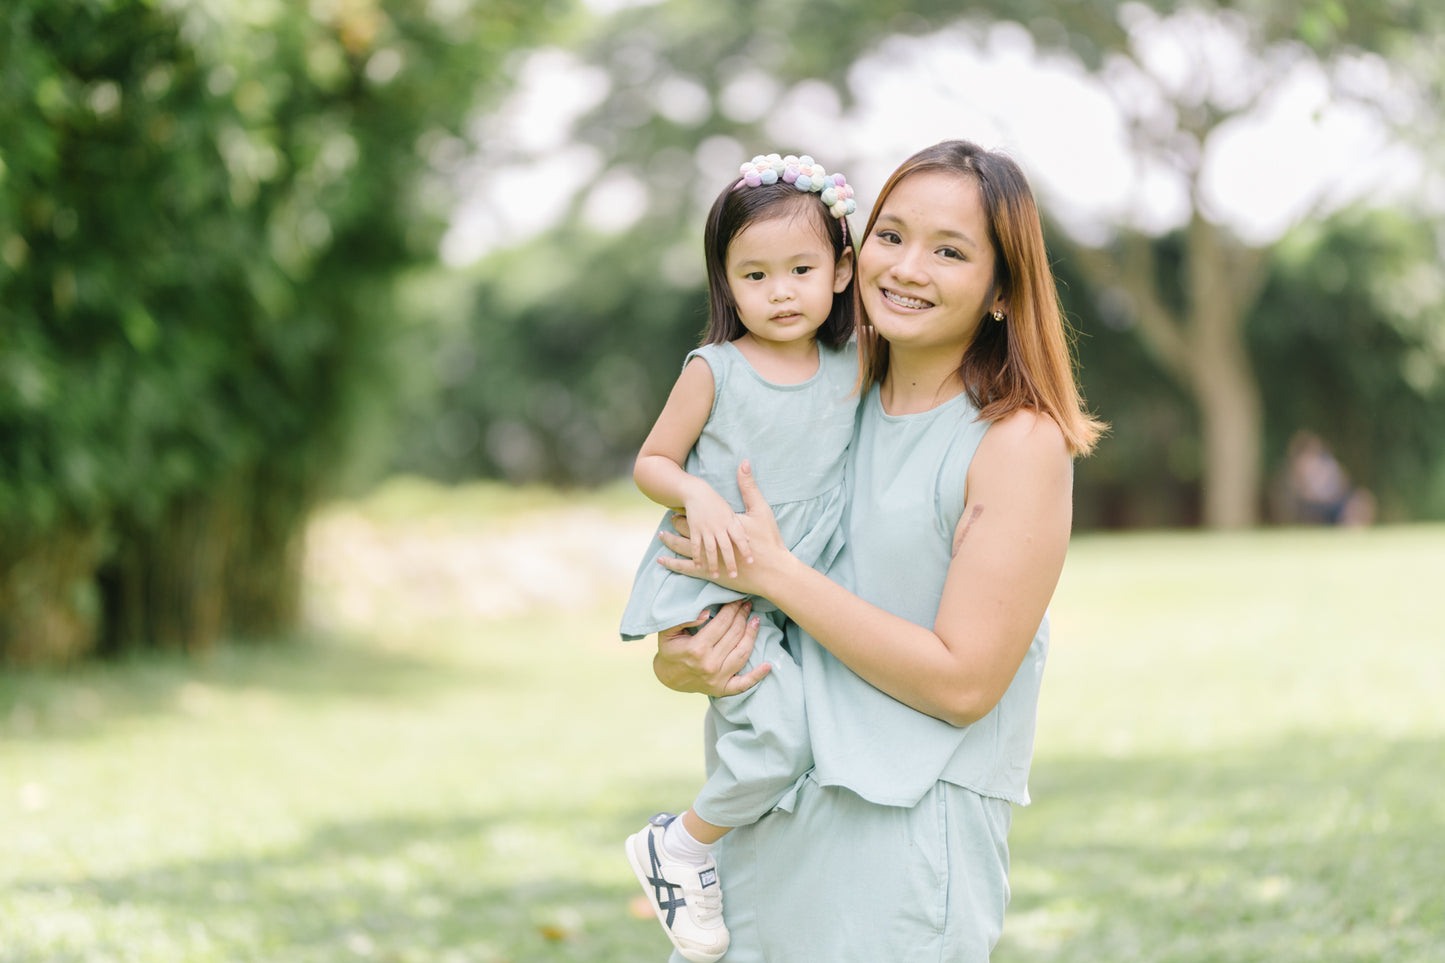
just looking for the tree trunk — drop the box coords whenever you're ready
[1069,217,1268,528]
[98,490,238,654]
[224,463,314,638]
[0,526,105,666]
[1185,215,1267,529]
[1191,324,1264,528]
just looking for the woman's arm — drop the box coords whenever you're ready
[658,410,1073,726]
[634,357,751,578]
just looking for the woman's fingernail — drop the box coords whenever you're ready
[749,617,760,628]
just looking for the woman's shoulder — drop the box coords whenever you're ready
[976,408,1071,476]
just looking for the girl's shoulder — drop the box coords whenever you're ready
[684,341,731,369]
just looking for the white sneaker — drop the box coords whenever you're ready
[625,813,730,963]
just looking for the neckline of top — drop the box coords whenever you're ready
[722,339,825,388]
[870,382,971,422]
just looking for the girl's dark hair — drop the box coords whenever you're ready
[700,179,856,348]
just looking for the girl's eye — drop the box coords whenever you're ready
[792,266,813,276]
[745,271,765,281]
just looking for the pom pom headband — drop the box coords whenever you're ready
[736,153,858,239]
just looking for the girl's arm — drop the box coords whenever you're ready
[658,409,1073,726]
[635,357,752,579]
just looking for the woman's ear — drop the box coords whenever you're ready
[991,287,1009,319]
[833,247,855,294]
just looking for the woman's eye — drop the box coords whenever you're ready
[876,230,901,244]
[938,247,964,260]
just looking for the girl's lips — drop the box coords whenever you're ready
[881,288,933,310]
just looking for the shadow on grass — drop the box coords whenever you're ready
[1000,732,1445,963]
[11,799,686,963]
[10,729,1441,962]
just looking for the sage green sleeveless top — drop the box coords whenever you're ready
[794,385,1049,807]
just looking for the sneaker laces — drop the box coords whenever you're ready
[688,873,723,923]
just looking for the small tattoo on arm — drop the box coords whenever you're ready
[952,505,983,557]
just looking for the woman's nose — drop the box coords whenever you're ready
[889,245,928,284]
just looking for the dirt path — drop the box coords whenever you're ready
[302,504,663,631]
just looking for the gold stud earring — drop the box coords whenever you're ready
[991,310,1005,322]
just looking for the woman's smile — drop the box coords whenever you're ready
[879,289,934,311]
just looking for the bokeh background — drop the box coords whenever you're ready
[3,1,1445,960]
[4,0,1444,662]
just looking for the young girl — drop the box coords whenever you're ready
[620,153,859,963]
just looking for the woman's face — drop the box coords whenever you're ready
[857,170,1004,356]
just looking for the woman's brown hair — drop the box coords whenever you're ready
[857,140,1105,456]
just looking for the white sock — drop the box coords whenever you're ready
[662,813,714,867]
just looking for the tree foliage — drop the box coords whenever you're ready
[422,0,1444,528]
[0,0,567,664]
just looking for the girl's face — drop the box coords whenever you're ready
[724,207,852,348]
[858,170,1005,356]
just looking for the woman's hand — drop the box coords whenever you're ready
[654,600,770,697]
[658,461,790,596]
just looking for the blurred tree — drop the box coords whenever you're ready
[437,0,1442,527]
[1252,207,1445,520]
[1062,209,1445,527]
[0,0,567,665]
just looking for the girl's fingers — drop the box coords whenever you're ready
[717,536,738,579]
[702,534,720,578]
[728,523,753,565]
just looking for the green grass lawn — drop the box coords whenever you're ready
[2,482,1443,962]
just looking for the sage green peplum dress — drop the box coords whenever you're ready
[621,338,859,827]
[672,385,1050,963]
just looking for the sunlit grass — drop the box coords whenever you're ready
[2,490,1442,962]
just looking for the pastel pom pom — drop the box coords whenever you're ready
[733,149,854,225]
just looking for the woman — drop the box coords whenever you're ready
[650,139,1105,961]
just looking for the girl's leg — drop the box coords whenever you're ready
[692,611,810,829]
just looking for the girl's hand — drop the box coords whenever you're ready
[654,601,770,697]
[659,461,789,596]
[680,481,752,579]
